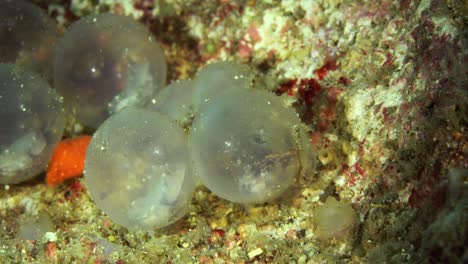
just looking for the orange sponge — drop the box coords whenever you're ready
[46,135,91,187]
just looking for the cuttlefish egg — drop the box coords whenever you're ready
[145,79,195,127]
[0,0,60,80]
[191,61,254,111]
[84,108,194,230]
[54,13,167,129]
[190,88,304,204]
[0,63,65,184]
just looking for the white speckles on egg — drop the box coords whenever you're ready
[190,88,304,203]
[145,79,195,127]
[0,64,65,184]
[192,61,254,111]
[84,108,195,230]
[54,13,167,129]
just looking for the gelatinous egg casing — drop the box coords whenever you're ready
[190,88,303,204]
[84,108,195,230]
[192,61,253,110]
[145,79,195,127]
[0,0,60,80]
[0,64,65,184]
[54,13,167,129]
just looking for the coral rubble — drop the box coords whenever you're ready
[0,0,466,263]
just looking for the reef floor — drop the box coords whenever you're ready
[0,0,466,263]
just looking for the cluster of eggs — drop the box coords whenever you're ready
[85,61,313,230]
[0,0,64,184]
[0,0,166,184]
[54,13,166,129]
[0,1,313,231]
[0,63,64,184]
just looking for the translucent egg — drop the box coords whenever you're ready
[145,80,195,127]
[192,62,253,110]
[0,64,65,184]
[190,88,304,203]
[0,0,60,80]
[313,197,357,240]
[54,13,167,129]
[84,108,195,230]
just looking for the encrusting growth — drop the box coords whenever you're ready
[46,136,92,187]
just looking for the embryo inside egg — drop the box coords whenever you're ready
[54,13,167,129]
[0,64,65,184]
[190,88,304,203]
[84,108,195,230]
